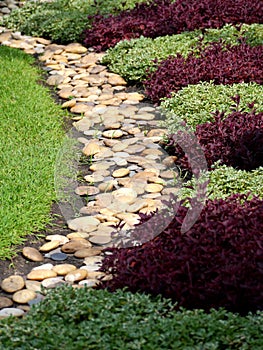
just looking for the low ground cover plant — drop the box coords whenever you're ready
[167,105,263,174]
[99,194,263,314]
[0,286,263,349]
[160,82,263,131]
[144,42,263,103]
[179,164,263,201]
[1,0,147,43]
[83,0,263,51]
[0,45,64,259]
[102,24,263,82]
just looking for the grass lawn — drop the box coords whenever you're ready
[0,45,64,260]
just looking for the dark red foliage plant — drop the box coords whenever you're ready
[83,0,263,51]
[166,105,263,174]
[144,42,263,103]
[98,194,263,314]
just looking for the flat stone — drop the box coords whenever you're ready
[116,213,141,226]
[1,275,25,293]
[67,231,90,239]
[0,297,13,309]
[53,264,77,276]
[71,104,92,114]
[82,142,102,156]
[107,74,127,86]
[32,263,54,271]
[61,239,92,253]
[145,184,164,193]
[89,235,112,245]
[41,277,65,289]
[102,130,123,139]
[112,168,130,178]
[74,117,92,131]
[58,87,73,99]
[90,161,114,171]
[112,157,128,167]
[27,270,57,281]
[45,234,69,245]
[126,92,144,101]
[39,240,61,252]
[78,279,99,287]
[25,281,42,293]
[46,74,65,86]
[127,200,148,213]
[50,252,68,261]
[75,186,100,196]
[98,181,115,192]
[0,308,25,319]
[12,290,36,304]
[22,247,44,262]
[112,188,137,204]
[125,145,146,154]
[65,269,87,283]
[65,43,87,54]
[111,143,128,152]
[67,216,100,231]
[147,129,167,137]
[84,174,104,183]
[74,248,102,258]
[61,99,77,108]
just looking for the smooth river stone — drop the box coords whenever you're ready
[1,275,25,293]
[39,240,61,252]
[32,263,54,271]
[25,281,42,293]
[27,269,57,281]
[65,269,87,283]
[102,130,123,139]
[0,297,13,309]
[22,247,44,262]
[74,248,102,258]
[145,184,164,193]
[67,216,100,231]
[45,234,69,245]
[112,168,130,178]
[12,290,36,304]
[88,235,112,246]
[52,264,77,276]
[0,308,25,319]
[78,279,98,287]
[112,188,137,204]
[41,277,65,289]
[61,239,92,253]
[75,186,100,196]
[82,142,102,156]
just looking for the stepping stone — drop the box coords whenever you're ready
[39,240,61,252]
[1,275,25,293]
[0,297,13,309]
[50,252,68,261]
[27,269,57,281]
[12,290,36,304]
[112,168,130,178]
[89,235,112,246]
[74,248,102,258]
[102,130,123,139]
[22,247,44,262]
[67,216,100,232]
[0,308,25,319]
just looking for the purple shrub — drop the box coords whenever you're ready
[144,42,263,103]
[98,194,263,314]
[83,0,263,51]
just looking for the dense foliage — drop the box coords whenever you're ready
[144,42,263,103]
[1,0,147,43]
[102,24,263,82]
[179,164,263,201]
[83,0,263,51]
[167,106,263,174]
[99,194,263,314]
[160,82,263,131]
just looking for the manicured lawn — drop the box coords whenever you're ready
[0,46,64,260]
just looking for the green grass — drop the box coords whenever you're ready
[0,46,64,260]
[0,286,262,350]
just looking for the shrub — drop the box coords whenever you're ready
[99,194,263,314]
[179,164,263,201]
[0,286,263,349]
[167,106,263,173]
[144,42,263,103]
[83,0,263,51]
[102,24,263,82]
[1,0,147,44]
[160,82,263,132]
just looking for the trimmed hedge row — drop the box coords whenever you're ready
[0,287,263,349]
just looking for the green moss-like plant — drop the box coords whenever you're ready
[1,0,148,44]
[101,23,263,82]
[179,164,263,201]
[0,286,263,349]
[160,82,263,132]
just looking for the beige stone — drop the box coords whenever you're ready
[25,281,42,293]
[65,43,88,54]
[112,168,130,178]
[1,276,25,293]
[102,130,123,139]
[82,142,101,156]
[12,290,36,304]
[112,188,137,204]
[89,235,112,245]
[0,297,13,309]
[107,74,127,86]
[67,216,100,231]
[65,269,87,283]
[58,87,73,99]
[74,248,102,258]
[145,184,164,193]
[61,99,76,108]
[39,240,61,252]
[61,239,92,253]
[75,186,100,196]
[45,234,69,245]
[22,247,44,262]
[67,232,89,239]
[27,270,57,281]
[70,103,93,114]
[74,117,92,131]
[53,264,77,276]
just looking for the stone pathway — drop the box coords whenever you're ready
[0,28,180,319]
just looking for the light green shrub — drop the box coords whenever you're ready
[102,23,263,82]
[160,82,263,132]
[179,164,263,201]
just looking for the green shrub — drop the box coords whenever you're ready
[0,286,263,349]
[101,23,263,82]
[1,0,148,44]
[179,164,263,201]
[160,82,263,132]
